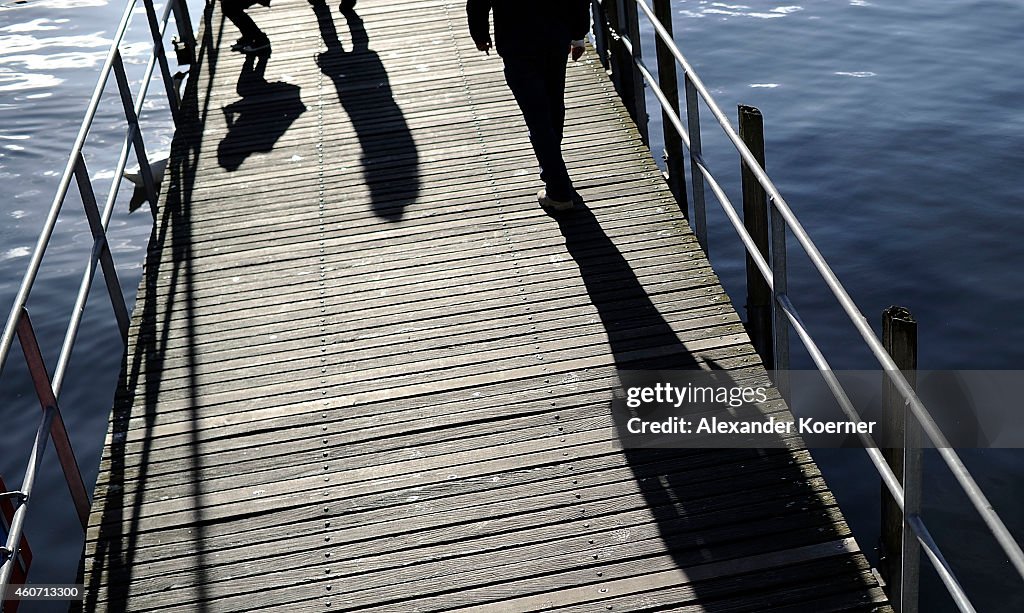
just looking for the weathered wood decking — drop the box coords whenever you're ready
[79,0,891,610]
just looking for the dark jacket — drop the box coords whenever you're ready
[467,0,591,58]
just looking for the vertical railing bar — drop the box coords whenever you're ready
[141,0,180,118]
[902,417,923,613]
[112,52,160,209]
[14,309,90,530]
[0,406,57,590]
[770,197,790,401]
[683,74,707,251]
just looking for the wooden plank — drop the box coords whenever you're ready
[91,447,812,563]
[91,461,833,600]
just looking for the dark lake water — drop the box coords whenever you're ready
[1,0,1022,611]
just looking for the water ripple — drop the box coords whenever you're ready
[0,71,63,92]
[700,2,805,19]
[1,246,31,261]
[0,17,63,33]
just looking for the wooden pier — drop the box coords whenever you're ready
[79,0,891,610]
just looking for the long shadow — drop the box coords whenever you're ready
[311,0,419,221]
[217,52,306,171]
[554,202,869,609]
[77,4,224,611]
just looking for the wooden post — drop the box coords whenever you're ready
[739,105,772,369]
[653,0,688,217]
[605,0,647,143]
[620,0,649,145]
[590,0,611,73]
[605,0,635,119]
[880,306,919,611]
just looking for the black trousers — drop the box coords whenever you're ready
[502,53,574,202]
[223,0,267,42]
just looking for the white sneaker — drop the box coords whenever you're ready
[538,189,574,212]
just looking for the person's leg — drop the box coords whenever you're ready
[543,53,568,146]
[542,52,573,200]
[222,0,267,44]
[503,55,574,202]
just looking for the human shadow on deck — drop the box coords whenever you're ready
[555,203,872,609]
[218,52,306,172]
[311,0,420,221]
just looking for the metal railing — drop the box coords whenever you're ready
[0,0,197,596]
[591,1,1024,611]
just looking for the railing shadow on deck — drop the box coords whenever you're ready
[555,201,873,609]
[77,2,420,609]
[312,0,420,222]
[77,3,225,611]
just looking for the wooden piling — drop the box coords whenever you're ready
[653,0,689,217]
[604,0,648,143]
[739,105,772,369]
[880,305,919,611]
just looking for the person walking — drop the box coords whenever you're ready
[467,0,591,212]
[223,0,271,54]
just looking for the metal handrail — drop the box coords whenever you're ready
[594,0,1024,611]
[0,0,195,595]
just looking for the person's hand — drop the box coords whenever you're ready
[570,40,586,61]
[476,39,493,54]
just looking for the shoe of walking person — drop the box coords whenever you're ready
[538,188,574,212]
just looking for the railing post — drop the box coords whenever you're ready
[683,73,707,251]
[770,194,790,401]
[881,306,920,613]
[620,0,649,145]
[605,0,640,131]
[653,0,688,217]
[591,0,611,73]
[738,105,773,369]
